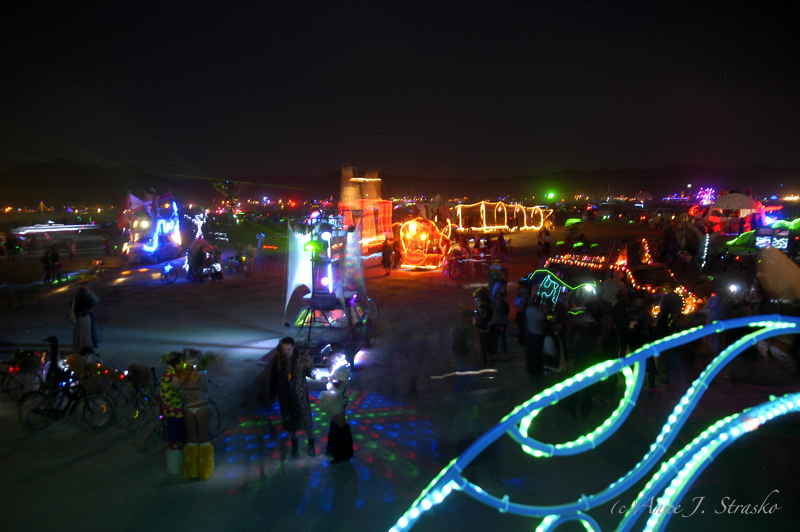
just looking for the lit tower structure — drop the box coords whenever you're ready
[339,165,393,259]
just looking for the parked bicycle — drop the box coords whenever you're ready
[18,377,116,432]
[116,368,160,431]
[224,256,247,274]
[161,261,178,283]
[353,292,378,319]
[1,352,47,402]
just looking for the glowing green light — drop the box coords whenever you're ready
[304,241,321,253]
[725,230,754,245]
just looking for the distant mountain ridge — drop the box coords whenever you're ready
[3,159,798,207]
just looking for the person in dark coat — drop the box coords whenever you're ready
[381,239,392,276]
[71,284,95,351]
[269,337,316,457]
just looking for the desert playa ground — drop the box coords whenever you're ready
[1,224,799,532]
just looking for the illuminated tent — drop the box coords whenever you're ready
[757,247,800,302]
[284,224,314,312]
[713,193,760,212]
[118,192,146,230]
[188,237,211,256]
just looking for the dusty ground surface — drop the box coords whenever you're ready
[1,224,799,532]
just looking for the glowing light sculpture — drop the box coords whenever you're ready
[387,315,800,532]
[520,269,597,310]
[398,217,451,269]
[454,201,552,233]
[142,201,182,253]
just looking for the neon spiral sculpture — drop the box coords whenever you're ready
[388,315,800,532]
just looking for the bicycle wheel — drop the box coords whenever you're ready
[449,263,463,279]
[505,246,516,258]
[18,391,54,430]
[6,372,43,402]
[136,414,169,456]
[117,392,154,431]
[208,398,221,438]
[366,298,378,319]
[165,268,178,283]
[74,393,115,433]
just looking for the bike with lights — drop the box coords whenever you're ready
[161,262,178,283]
[18,374,116,433]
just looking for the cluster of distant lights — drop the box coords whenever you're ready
[694,187,716,205]
[388,316,800,532]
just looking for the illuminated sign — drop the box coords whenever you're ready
[755,236,772,249]
[772,237,788,250]
[536,274,562,309]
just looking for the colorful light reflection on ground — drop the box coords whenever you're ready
[218,389,443,509]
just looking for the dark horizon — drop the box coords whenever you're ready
[3,158,799,208]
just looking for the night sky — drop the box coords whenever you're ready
[3,2,799,182]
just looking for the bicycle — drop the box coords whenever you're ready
[3,370,44,402]
[135,397,221,456]
[18,378,116,432]
[116,369,159,431]
[362,295,378,319]
[161,262,178,283]
[1,352,47,402]
[224,256,246,275]
[448,258,466,279]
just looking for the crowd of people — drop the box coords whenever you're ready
[448,236,799,422]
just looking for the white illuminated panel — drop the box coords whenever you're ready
[755,236,772,249]
[772,237,788,250]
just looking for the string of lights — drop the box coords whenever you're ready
[545,239,703,315]
[455,201,554,232]
[387,316,800,532]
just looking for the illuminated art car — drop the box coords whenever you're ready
[283,291,372,369]
[545,240,703,315]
